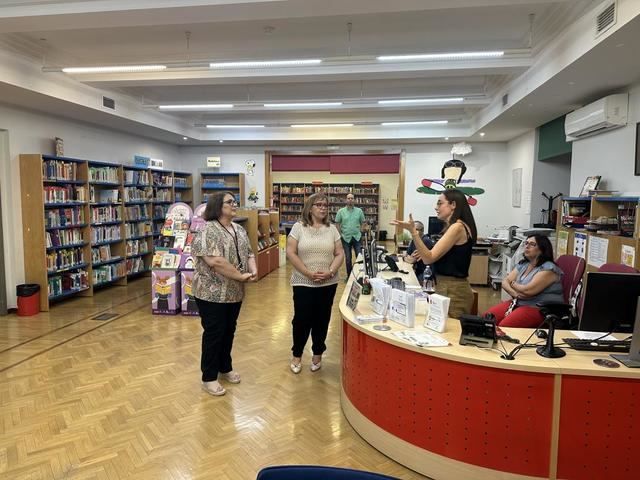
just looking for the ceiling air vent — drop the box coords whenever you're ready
[102,96,115,110]
[595,1,616,37]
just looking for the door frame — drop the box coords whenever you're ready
[0,130,8,315]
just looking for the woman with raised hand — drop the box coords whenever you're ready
[391,189,477,318]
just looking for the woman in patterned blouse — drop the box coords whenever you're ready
[286,192,344,374]
[191,191,257,396]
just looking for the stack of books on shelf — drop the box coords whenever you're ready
[44,185,87,204]
[48,270,89,297]
[93,262,126,285]
[46,229,84,248]
[43,160,77,181]
[90,187,120,203]
[47,248,85,272]
[89,166,118,183]
[585,216,619,235]
[124,170,150,185]
[46,207,84,228]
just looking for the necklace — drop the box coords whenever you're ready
[216,220,242,268]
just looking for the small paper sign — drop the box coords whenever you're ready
[207,156,221,168]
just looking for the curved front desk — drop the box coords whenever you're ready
[340,275,640,480]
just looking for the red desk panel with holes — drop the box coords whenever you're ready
[342,323,555,478]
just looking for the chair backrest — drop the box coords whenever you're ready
[555,254,586,303]
[257,466,399,480]
[598,263,639,274]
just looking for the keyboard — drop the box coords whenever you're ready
[563,338,631,352]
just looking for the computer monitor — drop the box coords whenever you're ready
[428,216,445,236]
[579,272,640,333]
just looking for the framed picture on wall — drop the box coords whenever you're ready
[635,123,640,175]
[579,175,601,197]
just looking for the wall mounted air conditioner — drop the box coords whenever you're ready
[564,93,628,141]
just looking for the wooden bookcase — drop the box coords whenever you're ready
[173,171,193,206]
[556,195,640,275]
[88,160,127,288]
[19,155,195,309]
[201,172,245,205]
[20,154,92,311]
[237,207,280,279]
[272,182,379,228]
[123,165,154,278]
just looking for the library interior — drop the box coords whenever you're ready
[1,1,640,479]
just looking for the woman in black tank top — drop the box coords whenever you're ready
[391,189,477,318]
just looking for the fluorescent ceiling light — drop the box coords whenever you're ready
[206,125,265,128]
[264,102,343,108]
[159,104,234,110]
[210,59,322,68]
[377,51,504,61]
[381,121,449,126]
[378,98,464,105]
[62,65,167,74]
[290,123,354,128]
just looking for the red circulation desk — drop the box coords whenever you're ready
[339,270,640,480]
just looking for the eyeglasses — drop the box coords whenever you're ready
[524,241,538,247]
[223,200,238,206]
[313,203,329,208]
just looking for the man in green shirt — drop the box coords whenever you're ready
[334,193,366,279]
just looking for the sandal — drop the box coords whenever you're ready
[310,355,322,372]
[202,380,226,396]
[290,360,302,374]
[221,371,241,384]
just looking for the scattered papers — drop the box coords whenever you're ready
[393,330,449,347]
[570,331,617,341]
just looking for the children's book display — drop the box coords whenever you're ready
[151,202,198,315]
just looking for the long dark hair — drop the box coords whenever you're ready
[442,189,477,241]
[520,234,555,267]
[203,191,236,221]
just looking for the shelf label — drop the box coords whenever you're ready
[207,156,221,168]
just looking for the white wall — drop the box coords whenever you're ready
[0,102,180,308]
[504,131,536,229]
[530,155,571,226]
[570,83,640,195]
[404,143,511,237]
[176,147,266,207]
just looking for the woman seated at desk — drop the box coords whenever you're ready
[484,234,563,328]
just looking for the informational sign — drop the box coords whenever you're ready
[587,236,608,268]
[134,155,150,168]
[346,281,363,312]
[557,230,568,256]
[150,158,164,169]
[573,232,587,259]
[207,156,221,168]
[621,245,636,268]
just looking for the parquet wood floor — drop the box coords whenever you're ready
[0,268,501,480]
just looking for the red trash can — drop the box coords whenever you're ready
[17,284,40,316]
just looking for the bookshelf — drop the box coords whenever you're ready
[88,161,127,288]
[123,165,154,277]
[556,195,640,275]
[20,154,92,311]
[237,207,280,279]
[173,171,193,206]
[201,172,244,205]
[272,182,380,228]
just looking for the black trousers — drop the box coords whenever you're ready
[291,284,338,358]
[195,297,242,382]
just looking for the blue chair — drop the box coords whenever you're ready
[256,465,399,480]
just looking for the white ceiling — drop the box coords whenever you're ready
[1,0,638,145]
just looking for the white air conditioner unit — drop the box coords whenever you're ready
[565,93,628,141]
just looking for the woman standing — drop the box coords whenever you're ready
[484,235,563,328]
[392,189,477,318]
[191,191,257,396]
[286,192,344,374]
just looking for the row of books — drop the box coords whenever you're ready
[127,257,146,274]
[93,262,126,284]
[89,166,119,183]
[125,205,150,221]
[91,226,121,244]
[46,207,84,228]
[125,222,152,238]
[44,186,87,204]
[257,237,278,250]
[43,160,78,181]
[152,173,173,186]
[46,229,84,248]
[123,187,152,202]
[124,170,150,185]
[126,239,149,256]
[46,248,84,272]
[154,204,169,218]
[91,245,119,264]
[91,206,121,223]
[153,190,172,201]
[48,270,88,297]
[90,187,119,203]
[174,177,188,187]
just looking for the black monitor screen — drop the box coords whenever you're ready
[428,216,445,236]
[579,272,640,333]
